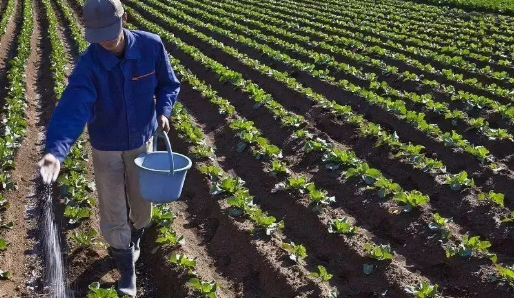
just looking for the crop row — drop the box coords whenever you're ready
[172,0,514,155]
[254,0,514,101]
[235,0,513,83]
[224,0,514,105]
[305,0,514,41]
[138,0,514,216]
[125,4,445,296]
[41,0,96,235]
[287,0,514,64]
[126,3,514,294]
[0,0,32,280]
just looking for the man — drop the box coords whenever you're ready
[37,0,180,296]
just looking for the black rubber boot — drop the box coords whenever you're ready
[131,226,145,263]
[109,245,137,297]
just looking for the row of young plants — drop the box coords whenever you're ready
[166,49,446,297]
[221,0,514,99]
[199,0,514,119]
[254,0,514,99]
[428,211,514,289]
[233,0,513,83]
[140,0,511,211]
[125,7,445,296]
[411,0,514,14]
[0,0,31,281]
[52,0,88,53]
[41,0,95,231]
[301,0,514,40]
[166,0,510,168]
[174,0,514,141]
[283,0,514,64]
[299,0,514,52]
[127,4,514,294]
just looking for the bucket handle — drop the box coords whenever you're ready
[153,130,175,176]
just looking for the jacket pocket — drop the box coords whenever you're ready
[131,70,157,95]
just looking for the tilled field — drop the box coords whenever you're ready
[1,0,514,297]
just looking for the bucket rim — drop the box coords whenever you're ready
[135,151,192,173]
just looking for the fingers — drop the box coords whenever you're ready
[164,120,170,133]
[40,167,50,185]
[51,163,60,183]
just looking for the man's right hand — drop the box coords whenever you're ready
[37,153,61,185]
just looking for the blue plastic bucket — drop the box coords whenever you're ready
[135,131,192,203]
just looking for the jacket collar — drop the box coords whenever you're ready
[95,28,141,71]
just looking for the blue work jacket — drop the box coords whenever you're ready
[45,29,181,162]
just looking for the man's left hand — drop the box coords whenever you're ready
[157,115,170,133]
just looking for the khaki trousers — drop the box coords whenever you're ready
[92,139,153,249]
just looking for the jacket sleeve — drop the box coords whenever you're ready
[155,38,180,118]
[45,65,97,163]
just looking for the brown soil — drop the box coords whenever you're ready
[0,0,22,113]
[0,0,39,296]
[1,0,514,297]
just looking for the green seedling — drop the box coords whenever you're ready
[156,227,185,247]
[169,253,197,275]
[443,171,474,191]
[478,191,505,207]
[282,242,307,265]
[87,282,127,298]
[364,243,393,261]
[187,278,218,298]
[269,160,289,177]
[211,177,245,195]
[309,265,333,282]
[393,191,430,212]
[405,281,440,297]
[428,213,452,239]
[69,229,99,248]
[446,235,491,258]
[328,217,358,235]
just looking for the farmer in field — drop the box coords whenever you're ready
[37,0,180,296]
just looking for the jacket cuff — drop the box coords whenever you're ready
[157,105,172,118]
[46,146,67,163]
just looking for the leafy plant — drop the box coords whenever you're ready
[0,269,12,280]
[364,243,393,261]
[64,205,92,224]
[393,191,430,212]
[428,213,452,239]
[286,175,312,193]
[152,205,176,228]
[156,227,185,247]
[87,282,126,298]
[328,217,358,235]
[187,278,218,298]
[211,177,245,195]
[247,208,284,235]
[306,184,335,209]
[69,229,99,248]
[446,235,491,258]
[226,190,254,217]
[443,171,475,191]
[346,163,381,185]
[282,242,307,264]
[495,264,514,288]
[405,281,440,298]
[199,165,222,181]
[502,211,514,224]
[269,160,289,176]
[169,253,197,275]
[309,265,333,282]
[477,191,504,207]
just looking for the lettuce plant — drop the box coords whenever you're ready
[328,217,358,235]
